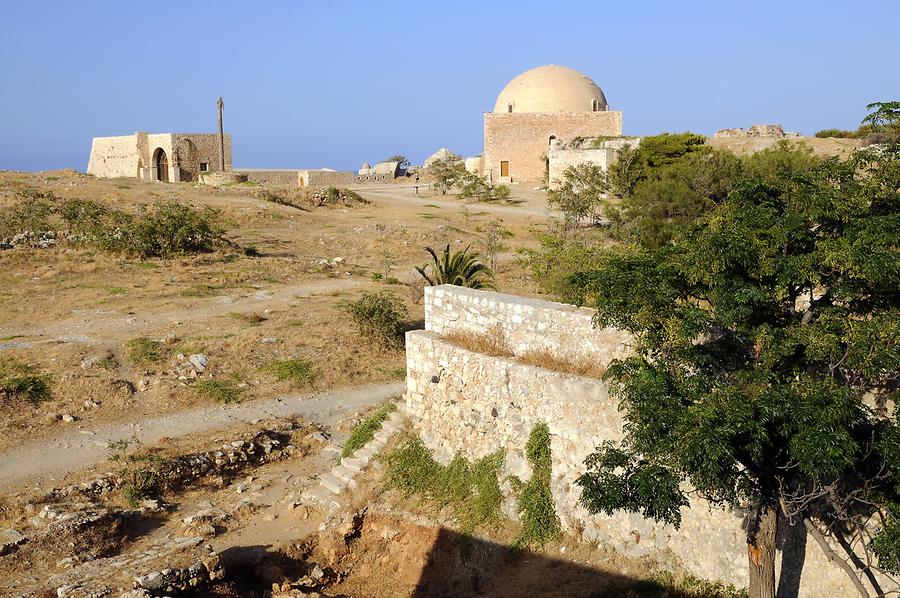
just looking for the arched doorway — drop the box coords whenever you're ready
[154,148,169,182]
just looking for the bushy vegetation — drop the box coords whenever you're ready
[548,163,608,229]
[0,191,55,240]
[569,103,900,596]
[62,200,225,257]
[386,436,505,532]
[261,358,315,386]
[425,155,466,195]
[613,571,748,598]
[342,402,396,458]
[192,379,241,404]
[416,244,495,290]
[1,192,229,258]
[458,171,511,202]
[340,291,408,349]
[510,422,561,547]
[0,358,51,405]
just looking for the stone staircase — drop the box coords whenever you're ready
[301,406,405,511]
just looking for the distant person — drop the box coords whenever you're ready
[414,174,420,195]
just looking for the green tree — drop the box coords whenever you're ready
[457,171,510,202]
[572,142,900,598]
[862,101,900,144]
[607,148,742,248]
[547,163,608,230]
[416,244,496,290]
[426,156,465,195]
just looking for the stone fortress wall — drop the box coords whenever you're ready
[483,111,622,183]
[404,285,877,595]
[235,169,355,188]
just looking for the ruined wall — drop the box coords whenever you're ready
[405,285,876,595]
[301,169,356,187]
[236,169,301,187]
[483,111,622,182]
[547,146,612,188]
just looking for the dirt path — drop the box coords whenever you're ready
[0,381,404,493]
[356,185,553,218]
[0,277,364,346]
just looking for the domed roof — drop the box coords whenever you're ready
[493,65,608,114]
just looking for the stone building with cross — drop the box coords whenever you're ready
[481,65,623,183]
[87,132,232,182]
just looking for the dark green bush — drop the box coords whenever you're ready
[341,291,408,348]
[511,422,561,547]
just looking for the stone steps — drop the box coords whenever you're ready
[301,403,405,512]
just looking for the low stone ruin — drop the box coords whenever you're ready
[714,124,802,139]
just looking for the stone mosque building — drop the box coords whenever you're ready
[481,65,623,183]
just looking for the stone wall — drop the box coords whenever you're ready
[301,169,356,187]
[87,135,141,178]
[236,169,302,187]
[483,111,622,183]
[548,137,641,189]
[405,285,878,595]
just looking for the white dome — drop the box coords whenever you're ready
[494,65,608,114]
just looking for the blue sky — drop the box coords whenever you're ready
[1,1,898,172]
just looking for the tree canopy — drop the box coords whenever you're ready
[572,139,900,597]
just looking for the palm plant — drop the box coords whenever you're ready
[415,244,496,290]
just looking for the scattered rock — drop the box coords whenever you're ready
[0,528,26,555]
[61,414,76,423]
[136,379,150,392]
[189,354,208,373]
[46,412,62,422]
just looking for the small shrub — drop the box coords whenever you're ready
[342,402,396,457]
[0,358,52,405]
[192,379,241,404]
[97,353,119,370]
[443,326,512,358]
[386,436,504,532]
[124,338,164,365]
[243,244,260,257]
[261,358,315,386]
[511,422,561,547]
[340,291,408,349]
[229,312,267,326]
[107,438,169,508]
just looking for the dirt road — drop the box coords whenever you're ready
[0,381,404,493]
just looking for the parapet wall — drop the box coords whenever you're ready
[423,285,631,366]
[405,285,865,595]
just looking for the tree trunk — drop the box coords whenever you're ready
[748,504,778,598]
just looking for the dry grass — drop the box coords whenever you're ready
[443,325,513,358]
[517,349,606,379]
[443,329,605,378]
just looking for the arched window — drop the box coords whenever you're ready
[592,99,600,112]
[507,103,514,113]
[548,135,557,146]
